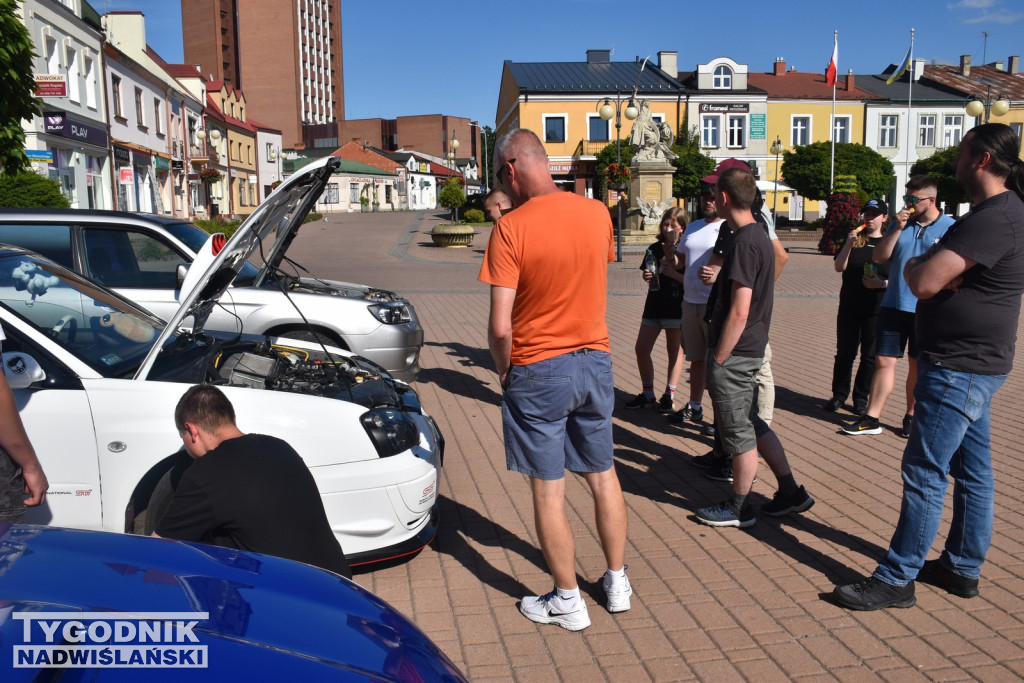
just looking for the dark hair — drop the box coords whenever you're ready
[717,167,757,210]
[174,385,236,433]
[963,123,1024,203]
[905,174,938,193]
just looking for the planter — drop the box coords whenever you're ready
[430,223,475,248]
[360,203,368,213]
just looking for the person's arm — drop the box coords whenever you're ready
[873,213,911,264]
[833,230,859,273]
[0,373,47,506]
[771,238,788,280]
[487,286,516,387]
[905,246,975,299]
[700,253,724,285]
[714,282,752,364]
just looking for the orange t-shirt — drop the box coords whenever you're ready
[478,191,615,366]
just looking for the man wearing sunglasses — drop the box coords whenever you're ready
[842,175,953,437]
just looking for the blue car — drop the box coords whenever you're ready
[0,525,466,681]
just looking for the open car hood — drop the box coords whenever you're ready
[138,156,339,376]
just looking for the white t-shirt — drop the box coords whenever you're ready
[676,218,724,304]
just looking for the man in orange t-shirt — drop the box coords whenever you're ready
[479,128,630,632]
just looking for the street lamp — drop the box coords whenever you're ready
[770,136,784,226]
[448,131,461,222]
[965,86,1010,123]
[268,146,284,195]
[599,93,638,262]
[470,121,489,191]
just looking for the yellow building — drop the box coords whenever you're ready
[206,82,259,217]
[495,50,687,195]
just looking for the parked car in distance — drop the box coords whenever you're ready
[0,205,423,381]
[0,524,467,682]
[0,156,442,565]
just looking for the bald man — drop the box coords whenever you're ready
[483,188,512,223]
[479,129,630,631]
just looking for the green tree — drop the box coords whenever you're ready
[0,0,42,176]
[670,123,716,199]
[438,178,466,221]
[0,171,70,208]
[593,140,633,201]
[781,142,894,201]
[910,146,966,209]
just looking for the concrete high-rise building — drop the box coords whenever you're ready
[181,0,344,149]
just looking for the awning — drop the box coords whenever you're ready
[756,179,796,194]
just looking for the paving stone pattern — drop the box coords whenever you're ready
[289,210,1024,681]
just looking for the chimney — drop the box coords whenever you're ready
[912,58,925,82]
[1010,55,1021,75]
[657,51,678,79]
[960,55,971,77]
[773,57,786,76]
[846,70,855,91]
[993,60,1005,71]
[586,49,610,64]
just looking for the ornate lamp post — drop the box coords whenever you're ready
[194,128,222,215]
[469,121,489,191]
[448,131,461,222]
[599,94,638,262]
[770,136,784,226]
[965,87,1010,123]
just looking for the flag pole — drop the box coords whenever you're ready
[904,28,915,186]
[830,30,837,194]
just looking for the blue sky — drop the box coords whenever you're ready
[108,0,1022,128]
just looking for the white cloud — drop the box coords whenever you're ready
[947,0,997,8]
[963,7,1024,23]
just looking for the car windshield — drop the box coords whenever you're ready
[160,221,261,287]
[0,253,165,377]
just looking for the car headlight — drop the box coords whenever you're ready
[368,302,412,324]
[360,408,419,457]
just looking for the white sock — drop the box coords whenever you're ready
[605,566,628,588]
[555,586,580,603]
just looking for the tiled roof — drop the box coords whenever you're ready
[204,94,256,133]
[162,63,204,79]
[854,73,965,101]
[507,59,685,95]
[329,141,403,173]
[923,64,1024,101]
[747,71,881,100]
[247,118,281,134]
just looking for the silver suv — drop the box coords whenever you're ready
[0,209,423,381]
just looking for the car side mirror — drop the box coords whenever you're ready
[3,352,46,389]
[176,263,190,289]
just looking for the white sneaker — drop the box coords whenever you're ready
[519,590,591,631]
[603,569,632,613]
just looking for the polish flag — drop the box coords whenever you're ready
[825,36,838,87]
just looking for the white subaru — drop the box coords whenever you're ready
[0,157,442,567]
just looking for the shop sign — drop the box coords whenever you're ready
[698,102,750,113]
[749,114,766,140]
[549,162,579,173]
[119,168,135,185]
[154,156,170,171]
[25,150,54,163]
[34,74,67,98]
[171,160,185,170]
[134,153,152,167]
[43,112,108,148]
[113,146,131,163]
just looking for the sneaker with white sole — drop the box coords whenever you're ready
[841,416,882,435]
[519,590,591,631]
[695,500,756,528]
[602,568,632,613]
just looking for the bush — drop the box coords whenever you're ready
[464,208,485,223]
[195,217,243,239]
[0,171,70,208]
[304,212,322,223]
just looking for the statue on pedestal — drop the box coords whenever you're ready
[628,101,677,163]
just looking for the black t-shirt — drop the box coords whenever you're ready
[835,235,890,312]
[640,242,683,319]
[707,222,775,357]
[916,191,1024,375]
[156,433,352,578]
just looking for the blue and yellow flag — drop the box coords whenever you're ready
[886,47,912,85]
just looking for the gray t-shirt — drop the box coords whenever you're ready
[707,222,775,358]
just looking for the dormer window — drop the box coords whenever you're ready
[713,65,732,89]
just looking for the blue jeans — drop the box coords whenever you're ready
[874,362,1007,586]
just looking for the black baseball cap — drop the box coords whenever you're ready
[862,198,888,215]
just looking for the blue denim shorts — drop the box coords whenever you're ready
[501,349,614,480]
[875,307,917,358]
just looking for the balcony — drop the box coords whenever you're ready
[573,139,614,159]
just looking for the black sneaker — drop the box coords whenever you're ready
[668,404,703,423]
[695,500,756,528]
[690,450,722,469]
[833,577,916,611]
[841,416,881,435]
[657,393,674,412]
[761,486,815,517]
[900,414,913,438]
[822,398,842,412]
[624,393,656,410]
[917,559,979,598]
[853,402,868,417]
[705,460,734,482]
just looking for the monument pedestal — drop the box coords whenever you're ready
[626,160,675,233]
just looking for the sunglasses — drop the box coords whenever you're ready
[902,195,934,205]
[496,158,516,185]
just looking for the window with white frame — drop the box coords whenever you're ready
[543,114,566,143]
[651,114,665,125]
[66,47,79,103]
[239,178,247,206]
[942,115,963,147]
[587,115,609,141]
[84,56,96,109]
[1011,122,1023,145]
[154,99,163,135]
[134,87,144,127]
[727,115,746,148]
[349,183,359,203]
[918,114,936,147]
[111,76,123,118]
[880,114,899,147]
[791,116,811,146]
[45,36,58,74]
[832,115,850,143]
[713,65,732,89]
[701,115,720,148]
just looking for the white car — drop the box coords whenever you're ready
[0,157,442,566]
[0,201,423,381]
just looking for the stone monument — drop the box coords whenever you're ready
[625,100,677,234]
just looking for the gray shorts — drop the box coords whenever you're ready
[501,349,614,480]
[680,302,708,361]
[641,317,681,330]
[706,352,771,455]
[0,448,26,523]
